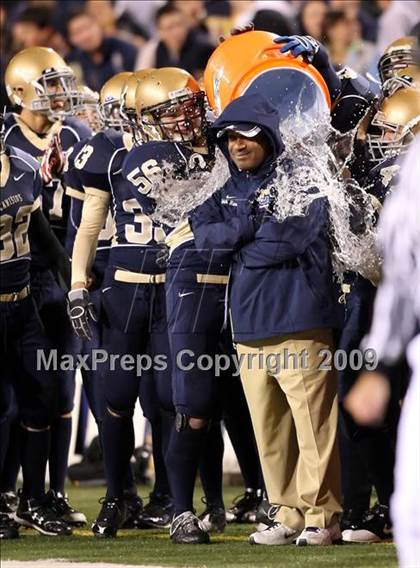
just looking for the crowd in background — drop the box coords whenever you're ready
[2,0,420,108]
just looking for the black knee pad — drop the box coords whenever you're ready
[175,413,210,432]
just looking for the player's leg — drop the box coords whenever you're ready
[0,397,20,520]
[0,337,19,540]
[92,277,146,537]
[10,296,71,536]
[31,270,83,521]
[165,279,227,543]
[136,285,174,528]
[222,372,264,523]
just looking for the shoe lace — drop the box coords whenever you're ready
[31,502,63,525]
[230,489,255,508]
[170,511,204,536]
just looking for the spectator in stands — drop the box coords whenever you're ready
[376,0,420,52]
[322,9,376,74]
[11,5,67,54]
[86,0,149,48]
[66,8,138,92]
[136,4,214,79]
[329,0,378,42]
[297,0,328,41]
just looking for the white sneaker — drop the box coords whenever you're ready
[296,523,342,546]
[249,522,300,545]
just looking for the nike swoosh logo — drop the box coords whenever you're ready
[13,173,25,181]
[178,291,194,298]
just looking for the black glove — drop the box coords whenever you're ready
[67,288,98,341]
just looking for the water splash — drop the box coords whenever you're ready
[261,113,381,282]
[149,147,230,228]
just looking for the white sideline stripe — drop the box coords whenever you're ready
[2,562,173,568]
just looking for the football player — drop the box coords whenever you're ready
[67,70,174,537]
[123,68,264,543]
[64,73,147,529]
[0,112,72,538]
[338,85,420,543]
[4,46,91,526]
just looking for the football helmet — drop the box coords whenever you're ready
[378,36,419,84]
[120,69,154,128]
[134,67,207,145]
[382,65,420,96]
[99,72,132,131]
[75,85,103,132]
[366,87,420,164]
[204,30,330,133]
[5,46,78,119]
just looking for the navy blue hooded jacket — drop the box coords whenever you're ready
[190,93,341,342]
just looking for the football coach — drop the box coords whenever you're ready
[190,93,342,547]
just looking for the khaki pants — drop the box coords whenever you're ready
[237,328,342,530]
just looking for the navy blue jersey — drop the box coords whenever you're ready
[0,146,42,293]
[74,130,165,272]
[64,137,114,279]
[4,114,91,244]
[122,140,226,273]
[364,156,401,205]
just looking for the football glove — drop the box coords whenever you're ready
[275,35,320,63]
[40,134,66,184]
[67,288,98,341]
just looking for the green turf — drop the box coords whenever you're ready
[1,485,398,568]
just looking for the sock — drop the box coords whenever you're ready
[20,426,50,501]
[199,421,224,509]
[166,423,206,515]
[0,419,21,492]
[151,418,171,496]
[122,464,136,497]
[49,416,72,494]
[102,411,134,499]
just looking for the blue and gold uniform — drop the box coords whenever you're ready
[0,146,64,513]
[71,128,172,504]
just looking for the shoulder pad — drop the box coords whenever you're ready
[76,130,124,175]
[62,116,92,141]
[122,141,187,178]
[7,145,40,174]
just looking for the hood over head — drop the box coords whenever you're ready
[211,93,285,168]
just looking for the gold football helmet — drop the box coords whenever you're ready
[378,36,419,83]
[99,71,132,131]
[366,87,420,163]
[134,67,207,144]
[383,65,420,96]
[120,69,154,127]
[5,46,78,119]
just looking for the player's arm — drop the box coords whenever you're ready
[28,204,71,291]
[274,35,341,102]
[71,190,110,288]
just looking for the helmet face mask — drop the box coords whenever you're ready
[366,112,417,164]
[74,86,103,132]
[140,91,206,144]
[99,100,126,132]
[378,37,419,83]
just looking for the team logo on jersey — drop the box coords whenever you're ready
[188,153,207,171]
[380,164,400,187]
